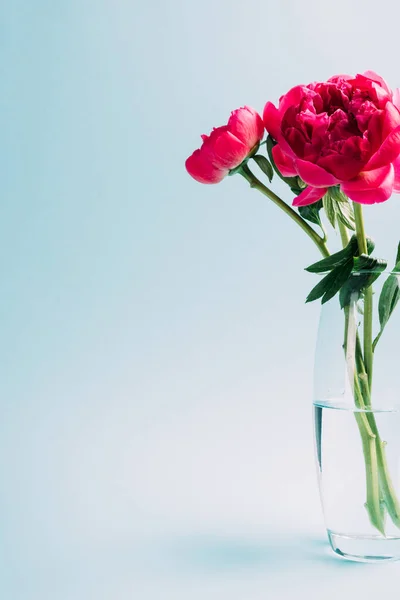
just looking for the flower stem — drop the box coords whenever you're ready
[353,202,374,389]
[337,219,350,247]
[239,164,329,258]
[338,218,385,532]
[339,214,400,533]
[343,302,385,534]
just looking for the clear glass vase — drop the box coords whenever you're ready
[313,270,400,562]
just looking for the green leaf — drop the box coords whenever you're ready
[305,227,383,308]
[298,200,323,226]
[252,155,274,182]
[366,237,375,255]
[353,254,380,271]
[321,260,355,304]
[377,275,400,329]
[396,241,400,265]
[322,192,336,228]
[305,234,375,275]
[323,187,355,231]
[266,136,300,190]
[339,256,387,309]
[335,199,356,231]
[305,235,358,273]
[290,186,302,196]
[329,186,348,203]
[306,259,353,304]
[373,242,400,350]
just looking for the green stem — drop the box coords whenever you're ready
[364,289,374,388]
[343,303,385,534]
[338,219,350,247]
[376,440,400,528]
[353,203,374,389]
[320,222,328,244]
[339,218,385,533]
[353,202,368,255]
[339,216,400,533]
[356,414,385,534]
[337,220,368,383]
[239,164,329,258]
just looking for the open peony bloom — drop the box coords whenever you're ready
[263,71,400,206]
[185,106,264,184]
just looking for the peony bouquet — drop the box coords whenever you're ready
[185,72,400,550]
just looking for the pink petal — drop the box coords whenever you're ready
[392,155,400,192]
[228,106,264,149]
[362,70,392,95]
[185,149,227,184]
[272,145,297,177]
[393,88,400,111]
[285,127,307,156]
[349,74,390,108]
[211,130,249,169]
[185,107,264,185]
[382,102,400,138]
[317,153,364,181]
[277,135,298,160]
[328,73,353,83]
[367,112,384,154]
[341,165,394,204]
[295,158,339,187]
[364,125,400,170]
[340,165,392,191]
[278,85,313,118]
[292,186,328,207]
[263,102,281,140]
[343,187,392,204]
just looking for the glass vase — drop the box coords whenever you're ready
[313,270,400,562]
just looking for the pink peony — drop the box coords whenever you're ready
[185,106,264,184]
[263,71,400,205]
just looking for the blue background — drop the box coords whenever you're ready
[2,0,400,597]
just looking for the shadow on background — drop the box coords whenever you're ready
[165,532,367,574]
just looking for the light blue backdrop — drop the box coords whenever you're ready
[1,0,400,598]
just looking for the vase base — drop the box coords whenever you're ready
[328,530,400,563]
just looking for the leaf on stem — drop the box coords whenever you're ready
[335,199,356,231]
[339,255,387,309]
[373,242,400,350]
[305,234,386,307]
[306,259,354,304]
[305,235,358,273]
[322,192,336,228]
[251,155,274,182]
[322,187,356,231]
[329,187,347,203]
[366,237,375,255]
[298,200,323,227]
[305,235,375,274]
